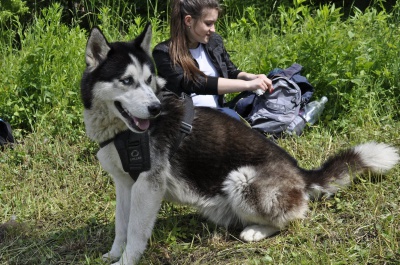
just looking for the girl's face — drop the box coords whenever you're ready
[185,8,218,48]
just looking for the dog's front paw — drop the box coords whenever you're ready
[240,225,279,242]
[102,251,121,263]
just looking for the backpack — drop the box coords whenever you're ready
[230,63,314,136]
[248,76,302,135]
[0,119,15,148]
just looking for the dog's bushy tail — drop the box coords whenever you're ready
[305,142,399,199]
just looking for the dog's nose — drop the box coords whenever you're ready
[148,102,161,116]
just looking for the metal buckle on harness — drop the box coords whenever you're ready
[180,121,192,135]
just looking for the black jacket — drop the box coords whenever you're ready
[152,33,242,101]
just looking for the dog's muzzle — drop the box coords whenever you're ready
[114,101,161,132]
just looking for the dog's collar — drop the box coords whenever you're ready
[98,91,194,181]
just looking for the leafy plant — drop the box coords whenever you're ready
[0,4,87,141]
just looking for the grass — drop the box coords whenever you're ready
[1,1,400,264]
[1,127,399,264]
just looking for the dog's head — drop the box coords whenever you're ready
[81,23,166,133]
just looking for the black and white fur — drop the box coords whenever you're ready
[80,24,399,265]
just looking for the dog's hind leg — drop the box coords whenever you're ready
[113,172,166,265]
[222,166,308,242]
[103,174,135,262]
[239,225,280,242]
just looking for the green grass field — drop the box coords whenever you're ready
[1,127,399,264]
[1,1,399,264]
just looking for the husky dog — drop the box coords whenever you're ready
[80,24,399,265]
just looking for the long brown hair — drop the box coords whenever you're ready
[169,0,221,82]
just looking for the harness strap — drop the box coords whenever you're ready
[115,130,151,181]
[99,137,114,148]
[170,92,194,157]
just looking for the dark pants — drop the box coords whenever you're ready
[217,107,241,121]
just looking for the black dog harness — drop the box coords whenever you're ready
[99,93,194,181]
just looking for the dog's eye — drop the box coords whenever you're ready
[120,77,133,85]
[146,76,152,84]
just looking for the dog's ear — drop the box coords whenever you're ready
[156,76,166,91]
[85,27,110,71]
[134,23,152,56]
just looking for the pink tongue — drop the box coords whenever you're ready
[134,117,150,131]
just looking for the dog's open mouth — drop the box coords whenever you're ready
[114,101,150,132]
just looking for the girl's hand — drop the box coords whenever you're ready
[246,74,274,94]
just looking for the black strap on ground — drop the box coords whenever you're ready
[0,119,15,148]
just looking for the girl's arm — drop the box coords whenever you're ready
[217,73,273,95]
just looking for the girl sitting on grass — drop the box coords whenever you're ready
[152,0,273,120]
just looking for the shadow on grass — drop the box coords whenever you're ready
[0,208,241,265]
[0,215,113,264]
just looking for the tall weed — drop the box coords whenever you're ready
[0,4,87,141]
